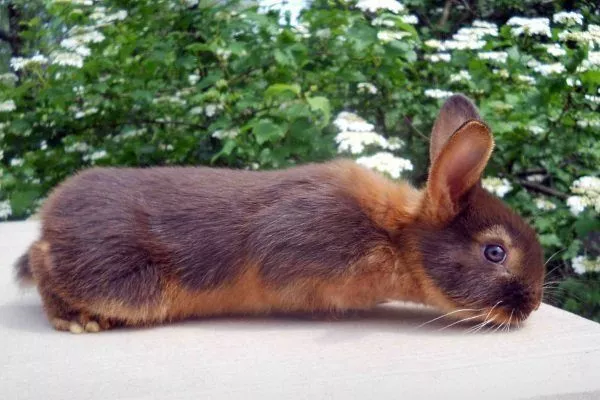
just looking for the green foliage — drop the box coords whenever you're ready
[0,0,598,319]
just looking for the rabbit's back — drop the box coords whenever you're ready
[38,162,391,309]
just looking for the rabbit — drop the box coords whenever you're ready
[15,94,544,333]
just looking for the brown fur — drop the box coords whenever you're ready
[16,94,544,332]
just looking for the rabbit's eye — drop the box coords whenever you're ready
[484,244,506,263]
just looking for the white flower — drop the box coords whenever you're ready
[185,0,199,6]
[356,152,413,179]
[10,54,49,71]
[450,70,471,82]
[72,30,105,44]
[153,95,186,106]
[559,24,600,47]
[532,62,565,76]
[567,196,588,215]
[425,53,451,63]
[571,256,600,275]
[566,77,582,87]
[507,17,551,37]
[216,48,232,60]
[60,38,79,50]
[40,140,48,150]
[424,89,453,99]
[334,111,374,132]
[315,28,331,39]
[372,17,395,28]
[443,37,485,51]
[482,177,512,197]
[517,74,536,84]
[401,14,418,25]
[0,200,11,219]
[439,22,496,52]
[553,11,584,26]
[478,51,508,63]
[472,20,498,31]
[577,118,600,128]
[204,103,220,117]
[73,86,85,95]
[535,198,556,211]
[51,52,84,68]
[377,30,410,42]
[113,128,146,141]
[93,10,128,25]
[188,74,200,86]
[0,73,18,83]
[567,176,600,214]
[295,23,310,39]
[114,10,128,20]
[528,125,545,135]
[357,82,378,94]
[212,129,239,140]
[356,0,405,13]
[579,51,600,71]
[64,141,90,153]
[493,68,510,78]
[585,94,600,104]
[53,0,93,5]
[335,131,386,154]
[424,39,444,49]
[85,150,107,162]
[74,107,98,119]
[526,174,545,182]
[10,158,24,167]
[190,106,203,115]
[545,44,566,57]
[0,100,16,112]
[572,176,600,196]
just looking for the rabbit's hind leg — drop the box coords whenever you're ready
[28,240,115,333]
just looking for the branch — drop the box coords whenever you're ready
[517,168,547,176]
[438,0,453,27]
[518,179,568,199]
[403,115,430,142]
[0,30,17,44]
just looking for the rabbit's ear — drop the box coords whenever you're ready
[430,94,481,163]
[426,120,494,223]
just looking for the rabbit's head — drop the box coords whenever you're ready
[414,95,544,326]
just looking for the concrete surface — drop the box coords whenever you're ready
[1,221,599,400]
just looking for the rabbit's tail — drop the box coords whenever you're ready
[15,250,35,286]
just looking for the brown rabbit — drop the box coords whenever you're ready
[15,94,544,333]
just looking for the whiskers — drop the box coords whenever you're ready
[416,308,483,329]
[438,313,487,331]
[542,281,584,304]
[466,301,502,334]
[417,303,525,334]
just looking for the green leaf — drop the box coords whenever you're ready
[574,215,600,237]
[539,233,563,248]
[253,120,287,145]
[580,71,600,85]
[10,189,40,217]
[306,96,331,126]
[265,83,301,99]
[211,140,237,163]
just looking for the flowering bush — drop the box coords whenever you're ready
[0,0,598,320]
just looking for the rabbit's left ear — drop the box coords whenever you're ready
[429,94,481,163]
[426,99,494,223]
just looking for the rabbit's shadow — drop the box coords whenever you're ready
[0,298,485,337]
[0,301,50,334]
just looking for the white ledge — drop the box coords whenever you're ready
[1,221,599,400]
